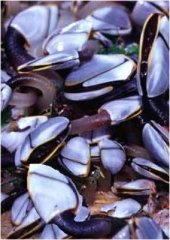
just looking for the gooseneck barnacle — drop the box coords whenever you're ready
[137,13,169,126]
[4,6,63,115]
[1,2,169,240]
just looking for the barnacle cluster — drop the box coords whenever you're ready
[1,1,169,239]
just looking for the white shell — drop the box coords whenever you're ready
[65,54,135,87]
[64,54,135,101]
[1,83,12,111]
[28,164,80,223]
[159,15,169,46]
[99,139,126,175]
[135,217,164,239]
[11,193,31,225]
[43,19,92,54]
[74,206,90,222]
[99,96,142,124]
[27,43,44,58]
[15,117,69,165]
[1,192,9,202]
[1,70,11,83]
[2,116,47,153]
[114,179,156,195]
[86,5,132,35]
[40,224,68,239]
[131,157,169,183]
[137,14,169,97]
[112,224,130,239]
[60,158,90,177]
[11,193,40,227]
[143,123,169,167]
[131,1,169,27]
[64,86,113,101]
[57,9,76,29]
[18,50,79,72]
[61,137,90,176]
[83,59,134,88]
[16,207,40,230]
[147,36,169,97]
[80,126,111,144]
[101,198,141,218]
[11,5,59,46]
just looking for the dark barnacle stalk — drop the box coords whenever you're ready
[70,110,111,135]
[53,211,126,239]
[7,73,57,112]
[143,96,169,126]
[5,26,34,70]
[1,150,15,168]
[70,95,142,135]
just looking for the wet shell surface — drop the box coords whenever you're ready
[101,198,141,218]
[60,136,91,177]
[1,116,48,153]
[43,19,92,54]
[10,5,59,46]
[113,179,156,195]
[27,164,81,223]
[64,54,136,101]
[86,4,132,35]
[15,117,70,166]
[131,157,169,183]
[99,139,126,175]
[142,122,169,167]
[1,2,169,239]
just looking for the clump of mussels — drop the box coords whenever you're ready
[1,1,169,239]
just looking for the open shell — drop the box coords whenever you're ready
[112,179,156,196]
[131,157,169,184]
